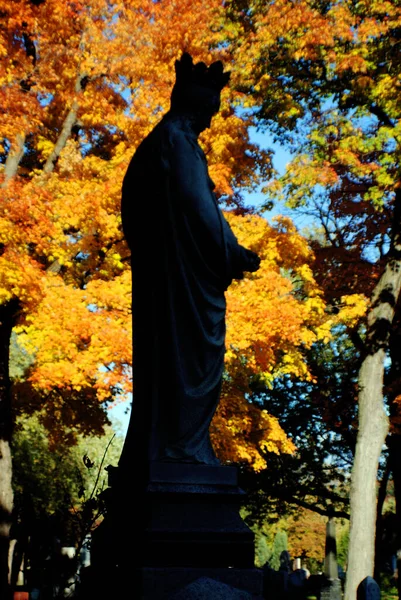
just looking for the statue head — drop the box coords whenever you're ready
[170,53,230,134]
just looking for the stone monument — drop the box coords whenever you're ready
[87,53,263,599]
[119,52,260,471]
[321,516,342,600]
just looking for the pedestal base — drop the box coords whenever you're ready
[86,462,263,599]
[321,578,342,600]
[138,567,263,599]
[136,462,254,569]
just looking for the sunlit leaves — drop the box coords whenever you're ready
[212,212,336,470]
[1,0,275,450]
[1,0,348,470]
[16,272,132,402]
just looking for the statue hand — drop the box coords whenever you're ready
[232,247,261,281]
[242,248,261,273]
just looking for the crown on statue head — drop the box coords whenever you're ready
[174,53,230,93]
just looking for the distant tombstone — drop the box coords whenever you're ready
[302,564,310,579]
[357,577,380,600]
[320,517,341,600]
[324,517,338,580]
[280,551,292,573]
[289,568,307,590]
[293,558,302,570]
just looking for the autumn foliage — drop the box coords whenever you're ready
[10,2,401,597]
[223,0,401,596]
[213,213,331,470]
[3,0,391,492]
[0,0,338,474]
[287,509,327,564]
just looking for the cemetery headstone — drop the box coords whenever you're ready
[357,576,380,600]
[321,517,342,600]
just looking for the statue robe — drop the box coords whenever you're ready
[119,112,248,469]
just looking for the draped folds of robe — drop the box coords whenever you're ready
[119,113,248,470]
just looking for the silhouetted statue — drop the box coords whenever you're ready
[119,53,260,470]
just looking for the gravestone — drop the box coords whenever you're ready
[320,517,342,600]
[357,577,380,600]
[280,551,292,573]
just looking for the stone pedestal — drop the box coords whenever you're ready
[86,462,262,599]
[321,578,342,600]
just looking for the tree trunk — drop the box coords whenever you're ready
[389,434,401,599]
[387,307,401,599]
[0,301,18,600]
[344,189,401,600]
[1,134,26,188]
[42,75,85,174]
[345,353,389,600]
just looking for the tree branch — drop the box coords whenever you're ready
[43,74,87,174]
[369,104,394,129]
[277,493,350,520]
[1,134,26,188]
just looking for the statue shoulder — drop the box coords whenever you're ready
[123,115,202,184]
[160,115,201,156]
